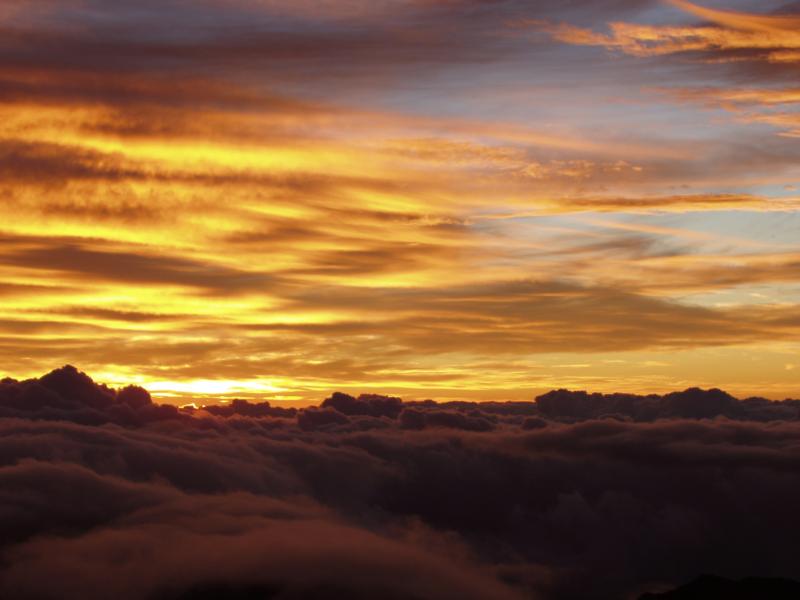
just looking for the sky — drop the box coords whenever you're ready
[1,0,799,403]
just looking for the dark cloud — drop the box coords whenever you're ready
[534,387,800,422]
[202,398,297,419]
[275,279,790,353]
[0,67,320,112]
[0,0,663,114]
[0,139,135,184]
[39,306,183,323]
[0,241,275,295]
[322,391,403,419]
[640,574,800,599]
[0,18,505,87]
[1,366,800,599]
[0,365,183,426]
[400,406,496,431]
[0,488,524,600]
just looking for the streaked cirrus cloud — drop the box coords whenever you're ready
[1,0,799,401]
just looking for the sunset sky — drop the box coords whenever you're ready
[2,0,799,403]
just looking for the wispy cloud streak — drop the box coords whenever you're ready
[0,0,798,400]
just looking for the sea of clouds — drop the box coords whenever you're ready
[2,366,800,599]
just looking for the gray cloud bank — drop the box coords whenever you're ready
[2,366,800,599]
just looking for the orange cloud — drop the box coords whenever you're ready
[656,86,800,136]
[539,20,800,59]
[535,1,800,64]
[666,0,800,33]
[1,0,799,402]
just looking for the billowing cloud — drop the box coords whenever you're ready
[2,367,800,599]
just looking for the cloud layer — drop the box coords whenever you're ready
[2,366,800,599]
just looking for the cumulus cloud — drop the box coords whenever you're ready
[534,387,800,421]
[1,366,800,599]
